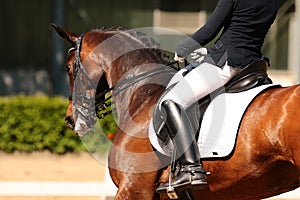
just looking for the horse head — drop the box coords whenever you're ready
[51,24,174,136]
[51,24,108,135]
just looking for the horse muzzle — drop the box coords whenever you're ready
[73,114,96,137]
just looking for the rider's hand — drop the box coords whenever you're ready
[174,52,185,63]
[190,47,207,63]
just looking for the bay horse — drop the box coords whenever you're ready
[51,24,300,200]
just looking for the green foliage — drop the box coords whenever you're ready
[98,113,118,135]
[0,96,117,154]
[81,114,118,155]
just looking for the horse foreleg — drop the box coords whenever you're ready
[108,135,169,200]
[110,169,163,200]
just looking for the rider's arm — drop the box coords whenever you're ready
[176,0,235,58]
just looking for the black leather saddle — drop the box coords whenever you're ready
[152,59,272,145]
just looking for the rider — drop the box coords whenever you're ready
[156,0,278,193]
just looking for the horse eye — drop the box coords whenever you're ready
[65,64,71,72]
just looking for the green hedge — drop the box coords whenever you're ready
[0,96,116,154]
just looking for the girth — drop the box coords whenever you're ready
[152,59,271,145]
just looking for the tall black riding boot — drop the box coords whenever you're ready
[156,99,207,193]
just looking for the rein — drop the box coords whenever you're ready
[95,62,178,119]
[72,34,179,120]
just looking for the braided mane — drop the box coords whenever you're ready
[94,27,161,50]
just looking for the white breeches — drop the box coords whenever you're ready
[159,62,242,110]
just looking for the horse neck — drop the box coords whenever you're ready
[105,50,170,131]
[90,29,173,134]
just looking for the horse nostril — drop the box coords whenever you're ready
[65,116,75,130]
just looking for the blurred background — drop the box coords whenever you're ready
[0,0,297,96]
[0,0,299,199]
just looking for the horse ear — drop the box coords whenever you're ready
[50,23,79,46]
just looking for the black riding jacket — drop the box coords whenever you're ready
[176,0,278,68]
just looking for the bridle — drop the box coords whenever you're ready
[71,33,180,121]
[71,34,98,127]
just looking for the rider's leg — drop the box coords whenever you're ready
[156,99,207,193]
[160,62,242,110]
[156,62,241,192]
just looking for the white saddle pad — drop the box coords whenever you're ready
[149,84,279,159]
